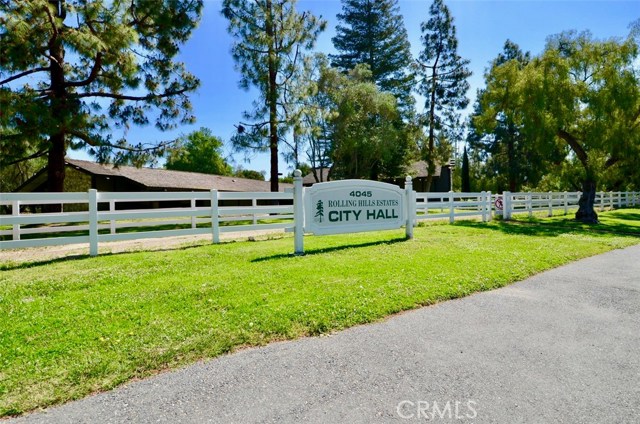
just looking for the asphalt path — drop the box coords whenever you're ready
[13,244,640,423]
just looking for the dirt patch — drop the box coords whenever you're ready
[0,229,286,265]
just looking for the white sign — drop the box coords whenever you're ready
[303,180,406,235]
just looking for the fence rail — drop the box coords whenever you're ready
[415,191,493,223]
[1,189,639,256]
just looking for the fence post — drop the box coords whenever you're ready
[210,189,219,243]
[486,191,493,222]
[405,176,414,239]
[293,169,304,255]
[527,192,533,217]
[109,200,116,234]
[448,191,455,223]
[617,191,621,208]
[625,191,629,207]
[11,200,20,241]
[190,198,197,229]
[548,191,553,217]
[88,189,98,256]
[252,198,258,225]
[503,191,511,220]
[563,192,568,215]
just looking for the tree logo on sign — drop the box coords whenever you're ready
[314,200,324,222]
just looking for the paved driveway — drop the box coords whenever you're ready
[13,244,640,423]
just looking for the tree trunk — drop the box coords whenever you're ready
[46,22,66,212]
[575,179,599,224]
[266,0,279,192]
[424,52,439,193]
[507,135,517,192]
[47,134,66,193]
[556,130,598,223]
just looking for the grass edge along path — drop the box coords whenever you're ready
[1,209,639,417]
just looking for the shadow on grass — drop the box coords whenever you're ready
[251,236,408,262]
[606,211,640,222]
[454,216,640,238]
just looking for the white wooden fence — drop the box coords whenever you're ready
[0,190,293,255]
[497,190,640,219]
[415,191,493,223]
[1,188,638,256]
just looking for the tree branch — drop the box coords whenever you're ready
[43,3,59,38]
[557,129,588,169]
[74,87,190,101]
[65,52,103,87]
[1,149,48,166]
[0,67,51,86]
[67,129,176,152]
[604,156,619,169]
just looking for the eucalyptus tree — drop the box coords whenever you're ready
[331,0,415,116]
[0,0,203,192]
[416,0,471,191]
[222,0,325,191]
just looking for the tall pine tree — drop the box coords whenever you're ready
[222,0,325,192]
[417,0,471,191]
[330,0,415,116]
[0,0,203,192]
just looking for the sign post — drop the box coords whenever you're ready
[405,176,414,239]
[293,170,304,255]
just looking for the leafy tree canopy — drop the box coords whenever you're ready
[233,167,266,181]
[327,64,415,180]
[468,40,560,193]
[486,28,640,221]
[165,128,232,176]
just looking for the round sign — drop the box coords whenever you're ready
[494,196,504,210]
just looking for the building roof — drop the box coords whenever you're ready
[302,161,445,185]
[302,167,331,185]
[20,159,291,192]
[406,160,442,178]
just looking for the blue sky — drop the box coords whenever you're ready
[70,0,639,177]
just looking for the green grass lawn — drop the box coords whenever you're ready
[1,209,639,416]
